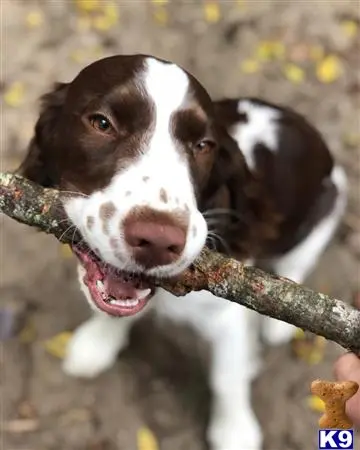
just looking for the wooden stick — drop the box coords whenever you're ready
[1,172,359,353]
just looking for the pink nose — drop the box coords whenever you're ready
[123,208,187,269]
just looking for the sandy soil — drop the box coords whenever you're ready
[1,1,360,449]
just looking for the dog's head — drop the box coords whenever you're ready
[18,54,263,316]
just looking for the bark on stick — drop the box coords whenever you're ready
[1,172,359,353]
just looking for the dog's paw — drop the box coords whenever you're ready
[262,317,295,346]
[208,410,262,450]
[62,318,125,379]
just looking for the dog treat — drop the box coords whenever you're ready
[311,379,359,429]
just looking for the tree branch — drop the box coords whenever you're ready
[1,172,360,353]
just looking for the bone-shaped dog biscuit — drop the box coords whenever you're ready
[311,379,359,429]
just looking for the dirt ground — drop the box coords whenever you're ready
[1,1,360,449]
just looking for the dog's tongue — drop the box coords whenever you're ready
[104,273,139,300]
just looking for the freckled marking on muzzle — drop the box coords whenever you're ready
[160,188,168,203]
[99,201,116,235]
[87,215,95,230]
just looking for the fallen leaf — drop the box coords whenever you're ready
[316,55,343,84]
[44,331,73,359]
[204,2,221,24]
[151,0,168,4]
[283,63,305,84]
[240,59,260,74]
[4,82,26,107]
[60,244,74,259]
[341,20,358,38]
[342,132,360,148]
[25,10,44,28]
[153,7,168,26]
[137,426,159,450]
[307,395,326,413]
[292,330,326,364]
[256,41,285,61]
[75,0,100,12]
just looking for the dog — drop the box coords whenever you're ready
[18,54,347,450]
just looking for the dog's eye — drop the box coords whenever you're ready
[194,139,216,154]
[89,114,113,133]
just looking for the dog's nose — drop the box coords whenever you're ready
[123,208,187,269]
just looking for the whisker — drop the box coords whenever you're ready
[58,224,77,243]
[207,231,231,254]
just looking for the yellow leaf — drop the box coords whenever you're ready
[75,0,100,12]
[137,427,159,450]
[316,55,343,84]
[25,11,44,28]
[44,332,73,359]
[341,20,358,38]
[151,0,168,4]
[255,41,285,61]
[307,395,326,413]
[103,2,119,24]
[283,63,305,84]
[60,244,74,259]
[342,132,360,148]
[237,0,246,9]
[4,82,26,107]
[293,328,306,340]
[292,334,326,364]
[240,59,260,74]
[204,2,221,24]
[153,7,168,26]
[255,41,273,61]
[92,14,116,31]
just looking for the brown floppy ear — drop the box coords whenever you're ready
[202,128,281,258]
[16,82,69,187]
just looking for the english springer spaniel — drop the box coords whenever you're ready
[18,54,347,450]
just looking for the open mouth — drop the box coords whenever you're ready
[72,245,156,317]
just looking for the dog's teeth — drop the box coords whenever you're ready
[109,299,139,307]
[137,288,151,300]
[96,280,105,292]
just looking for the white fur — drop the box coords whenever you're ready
[64,58,208,279]
[228,100,280,171]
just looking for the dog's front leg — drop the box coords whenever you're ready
[207,304,263,450]
[63,312,136,379]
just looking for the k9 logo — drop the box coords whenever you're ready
[318,430,354,449]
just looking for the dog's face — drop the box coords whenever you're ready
[20,55,236,316]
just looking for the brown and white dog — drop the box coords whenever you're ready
[18,54,347,450]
